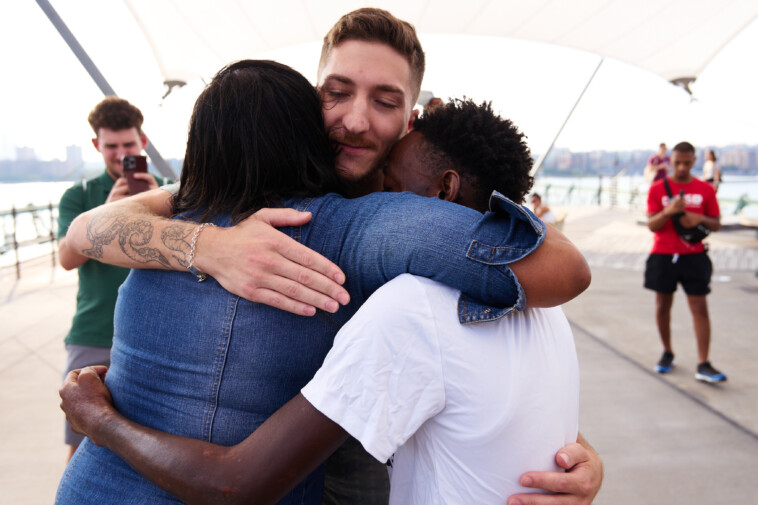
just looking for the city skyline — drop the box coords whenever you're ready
[3,142,756,184]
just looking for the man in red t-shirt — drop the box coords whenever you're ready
[645,141,726,383]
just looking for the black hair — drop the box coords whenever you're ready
[672,141,695,155]
[173,60,342,223]
[412,98,534,208]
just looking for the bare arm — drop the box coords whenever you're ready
[58,237,89,270]
[510,225,591,308]
[64,189,350,316]
[679,212,720,231]
[61,367,348,505]
[508,433,603,505]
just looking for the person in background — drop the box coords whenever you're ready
[424,96,444,113]
[56,96,163,461]
[531,192,556,224]
[60,98,597,505]
[701,149,722,193]
[644,142,671,183]
[645,141,725,383]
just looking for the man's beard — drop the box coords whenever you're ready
[330,132,388,181]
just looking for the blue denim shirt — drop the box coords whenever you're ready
[56,190,543,505]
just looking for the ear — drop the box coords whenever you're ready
[406,109,420,133]
[437,170,461,203]
[140,133,149,150]
[91,138,101,152]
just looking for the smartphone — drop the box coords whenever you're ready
[122,155,150,194]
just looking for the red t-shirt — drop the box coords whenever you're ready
[647,177,719,255]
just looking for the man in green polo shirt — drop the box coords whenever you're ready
[57,97,165,460]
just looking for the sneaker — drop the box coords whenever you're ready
[655,351,675,373]
[696,362,727,383]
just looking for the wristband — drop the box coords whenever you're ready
[187,222,216,282]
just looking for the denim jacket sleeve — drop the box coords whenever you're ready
[290,190,545,325]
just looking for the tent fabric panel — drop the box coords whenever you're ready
[120,0,758,87]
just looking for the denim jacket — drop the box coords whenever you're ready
[56,190,543,505]
[290,190,544,325]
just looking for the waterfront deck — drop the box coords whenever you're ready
[1,205,757,504]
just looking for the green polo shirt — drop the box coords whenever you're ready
[58,171,130,347]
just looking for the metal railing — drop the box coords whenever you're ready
[532,177,756,216]
[0,203,58,280]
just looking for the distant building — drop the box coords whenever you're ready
[66,145,83,171]
[0,134,13,160]
[16,146,36,161]
[537,144,757,176]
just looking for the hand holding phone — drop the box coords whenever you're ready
[122,155,150,194]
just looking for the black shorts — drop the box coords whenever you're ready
[644,252,712,296]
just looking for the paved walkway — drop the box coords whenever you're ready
[559,205,758,504]
[1,206,756,504]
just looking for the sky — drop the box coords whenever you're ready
[2,1,758,165]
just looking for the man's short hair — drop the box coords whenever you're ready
[412,98,534,208]
[672,141,695,154]
[87,96,144,135]
[318,8,425,104]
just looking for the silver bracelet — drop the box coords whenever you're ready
[187,222,216,282]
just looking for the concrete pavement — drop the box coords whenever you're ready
[1,205,756,504]
[560,206,758,504]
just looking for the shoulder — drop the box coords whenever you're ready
[59,182,83,201]
[354,275,452,329]
[689,178,715,193]
[59,178,93,205]
[87,171,110,189]
[364,274,436,309]
[648,179,665,193]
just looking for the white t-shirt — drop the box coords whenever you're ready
[540,209,557,224]
[302,274,580,504]
[702,160,718,181]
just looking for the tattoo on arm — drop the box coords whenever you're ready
[161,224,193,268]
[119,221,172,268]
[82,209,173,268]
[82,211,126,259]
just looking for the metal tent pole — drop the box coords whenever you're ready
[531,57,605,177]
[35,0,176,179]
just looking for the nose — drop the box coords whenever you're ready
[342,99,369,134]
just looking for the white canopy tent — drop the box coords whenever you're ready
[35,0,758,175]
[121,0,758,95]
